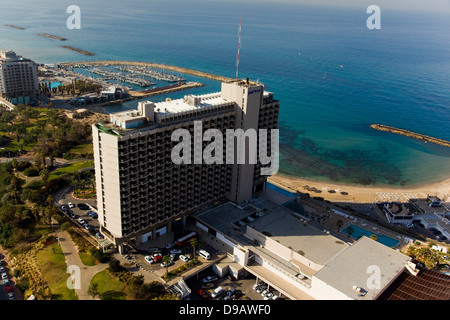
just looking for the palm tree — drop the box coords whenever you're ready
[190,238,200,261]
[162,255,172,276]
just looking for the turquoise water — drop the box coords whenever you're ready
[1,0,450,187]
[42,81,62,89]
[342,224,400,248]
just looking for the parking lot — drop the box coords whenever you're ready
[185,266,285,301]
[0,254,17,300]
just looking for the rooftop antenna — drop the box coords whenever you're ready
[235,16,242,80]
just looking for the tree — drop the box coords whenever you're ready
[190,237,202,261]
[88,282,99,299]
[162,255,172,276]
[370,234,378,241]
[40,168,49,184]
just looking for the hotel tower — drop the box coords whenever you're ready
[92,79,279,251]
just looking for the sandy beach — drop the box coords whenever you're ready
[268,174,450,204]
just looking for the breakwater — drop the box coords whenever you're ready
[39,33,67,41]
[61,46,95,56]
[60,60,233,83]
[370,124,450,148]
[4,24,24,30]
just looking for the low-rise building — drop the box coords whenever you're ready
[193,196,412,300]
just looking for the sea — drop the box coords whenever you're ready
[1,0,450,187]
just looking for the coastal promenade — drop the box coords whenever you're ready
[60,60,234,83]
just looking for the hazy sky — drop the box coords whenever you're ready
[218,0,450,14]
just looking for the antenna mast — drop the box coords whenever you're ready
[236,16,242,80]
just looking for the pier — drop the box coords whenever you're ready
[39,33,67,41]
[370,124,450,148]
[60,60,233,83]
[61,46,95,56]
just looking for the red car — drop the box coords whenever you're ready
[152,254,162,263]
[5,285,12,293]
[197,289,209,300]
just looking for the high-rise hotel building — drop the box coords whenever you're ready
[0,50,39,104]
[93,79,279,251]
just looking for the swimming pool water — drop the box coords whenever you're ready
[342,224,400,248]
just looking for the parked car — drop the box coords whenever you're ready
[84,223,92,231]
[68,202,75,208]
[77,218,85,225]
[211,286,224,299]
[152,254,162,263]
[95,232,104,239]
[144,256,153,264]
[201,275,218,283]
[0,266,5,272]
[5,285,12,293]
[4,278,10,286]
[201,282,214,289]
[1,272,8,280]
[179,254,189,262]
[166,242,175,249]
[7,292,14,300]
[170,249,182,255]
[161,261,174,268]
[197,289,209,300]
[78,203,89,210]
[60,205,67,212]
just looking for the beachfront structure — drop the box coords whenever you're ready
[92,79,279,251]
[193,196,412,300]
[0,50,39,104]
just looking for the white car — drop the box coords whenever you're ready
[180,254,189,262]
[1,272,7,280]
[8,292,14,300]
[144,256,153,264]
[68,202,75,208]
[78,218,85,225]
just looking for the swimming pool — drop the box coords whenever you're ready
[266,182,296,197]
[342,224,400,248]
[41,81,62,89]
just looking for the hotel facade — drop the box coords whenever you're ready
[92,80,279,251]
[0,50,39,104]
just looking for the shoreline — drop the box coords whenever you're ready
[268,173,450,204]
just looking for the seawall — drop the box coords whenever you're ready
[370,124,450,148]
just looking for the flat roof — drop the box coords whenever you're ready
[313,236,410,300]
[154,92,231,115]
[246,199,348,265]
[195,197,349,266]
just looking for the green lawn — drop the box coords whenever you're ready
[90,270,126,300]
[35,242,78,300]
[66,142,93,158]
[49,160,94,181]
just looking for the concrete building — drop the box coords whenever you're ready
[193,196,412,300]
[0,50,39,104]
[92,79,279,252]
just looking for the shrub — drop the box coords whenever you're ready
[23,167,39,177]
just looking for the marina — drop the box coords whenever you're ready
[370,124,450,148]
[61,60,233,82]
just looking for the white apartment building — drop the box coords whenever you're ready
[0,50,39,104]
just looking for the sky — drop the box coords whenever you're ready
[202,0,450,14]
